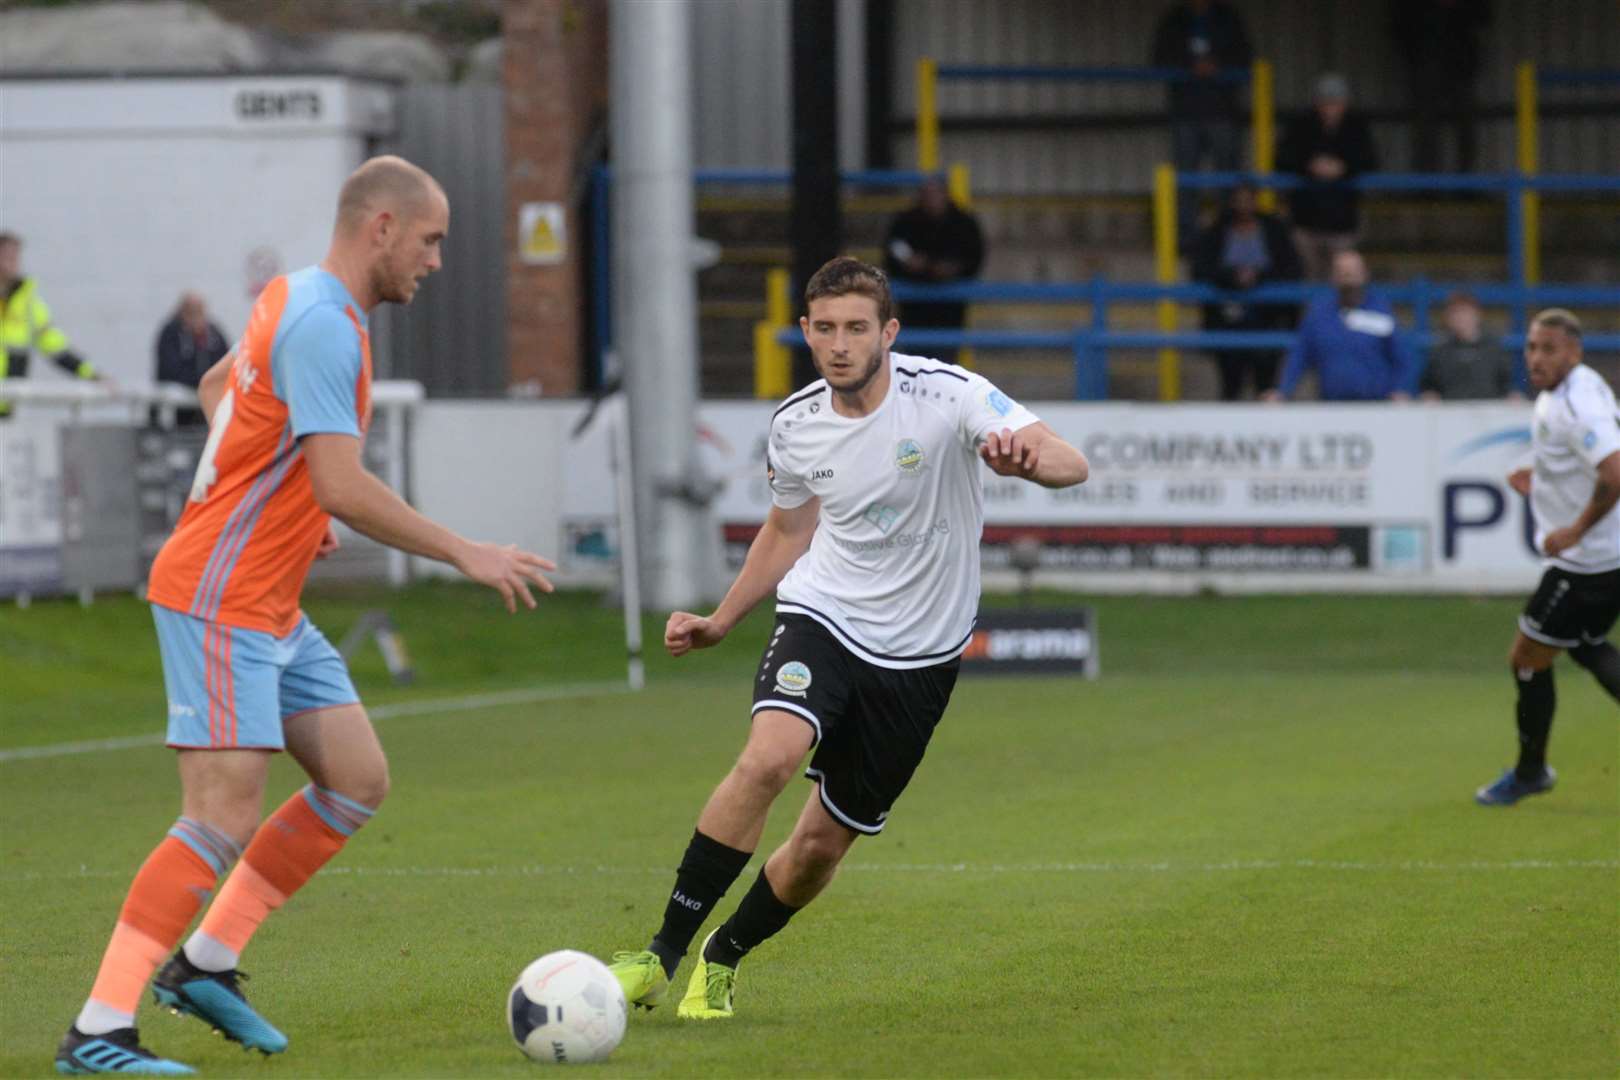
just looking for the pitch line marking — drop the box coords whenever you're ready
[0,681,636,763]
[4,858,1615,883]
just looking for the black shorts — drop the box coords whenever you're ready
[1519,566,1620,649]
[751,614,960,835]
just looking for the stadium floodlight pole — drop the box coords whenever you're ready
[609,0,716,612]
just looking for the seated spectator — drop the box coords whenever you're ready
[155,291,229,390]
[883,176,985,365]
[1191,182,1302,400]
[1420,291,1522,401]
[1277,74,1379,280]
[1266,249,1415,403]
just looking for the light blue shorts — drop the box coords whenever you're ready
[152,605,360,750]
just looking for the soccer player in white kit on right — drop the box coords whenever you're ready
[1476,308,1620,806]
[607,256,1089,1018]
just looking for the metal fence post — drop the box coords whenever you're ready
[1251,59,1276,213]
[1515,61,1541,286]
[916,57,939,172]
[1152,163,1181,401]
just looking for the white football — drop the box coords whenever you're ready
[507,950,628,1064]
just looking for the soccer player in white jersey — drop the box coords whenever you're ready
[1476,309,1620,806]
[607,256,1088,1018]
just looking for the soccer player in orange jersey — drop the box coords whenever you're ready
[55,156,557,1076]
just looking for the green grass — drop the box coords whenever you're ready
[2,587,1616,1077]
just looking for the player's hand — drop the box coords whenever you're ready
[1542,526,1582,557]
[455,541,557,613]
[315,524,341,560]
[979,427,1040,480]
[665,611,729,658]
[1507,467,1532,497]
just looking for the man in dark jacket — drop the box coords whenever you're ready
[1389,0,1492,175]
[1150,0,1253,245]
[1420,291,1521,401]
[153,292,229,426]
[1191,183,1303,400]
[1277,73,1380,279]
[883,177,985,365]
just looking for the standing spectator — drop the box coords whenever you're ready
[1191,183,1303,400]
[1150,0,1253,246]
[1389,0,1492,176]
[154,292,230,427]
[1266,249,1415,402]
[1276,74,1380,280]
[0,230,100,417]
[1420,292,1521,401]
[883,176,985,365]
[155,292,230,390]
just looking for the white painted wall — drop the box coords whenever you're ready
[0,77,394,385]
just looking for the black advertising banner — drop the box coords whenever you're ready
[961,608,1098,677]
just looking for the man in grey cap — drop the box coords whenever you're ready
[1276,73,1380,279]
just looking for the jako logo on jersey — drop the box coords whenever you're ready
[168,701,197,718]
[775,661,813,696]
[812,468,835,480]
[987,389,1013,417]
[896,438,925,473]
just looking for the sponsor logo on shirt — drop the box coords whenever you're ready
[834,518,951,554]
[988,389,1014,417]
[863,502,900,534]
[896,438,926,473]
[775,661,813,696]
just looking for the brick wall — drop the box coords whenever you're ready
[503,0,608,395]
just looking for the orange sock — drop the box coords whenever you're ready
[82,819,240,1027]
[192,786,373,964]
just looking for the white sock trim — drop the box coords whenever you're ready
[183,931,238,973]
[75,999,134,1036]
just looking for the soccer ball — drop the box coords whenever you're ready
[507,950,627,1064]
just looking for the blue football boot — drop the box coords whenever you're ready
[1475,765,1557,806]
[54,1026,194,1075]
[151,952,288,1054]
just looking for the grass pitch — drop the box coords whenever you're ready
[2,585,1616,1077]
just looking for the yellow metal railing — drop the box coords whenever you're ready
[916,57,940,173]
[1151,163,1181,401]
[1251,59,1276,211]
[753,267,794,399]
[1515,61,1542,286]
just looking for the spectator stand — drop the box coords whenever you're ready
[1515,63,1620,285]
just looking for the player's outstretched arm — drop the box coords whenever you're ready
[302,433,556,612]
[979,423,1089,489]
[665,499,820,657]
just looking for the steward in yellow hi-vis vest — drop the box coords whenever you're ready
[1,231,99,417]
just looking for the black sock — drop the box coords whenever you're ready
[1570,641,1620,702]
[649,830,751,978]
[705,869,801,969]
[1514,666,1556,780]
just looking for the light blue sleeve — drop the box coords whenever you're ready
[272,305,364,439]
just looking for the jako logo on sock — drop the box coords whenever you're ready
[672,890,703,911]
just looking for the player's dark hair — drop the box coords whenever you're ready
[804,256,894,323]
[1531,308,1582,341]
[0,231,20,249]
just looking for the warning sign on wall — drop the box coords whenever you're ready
[518,202,566,265]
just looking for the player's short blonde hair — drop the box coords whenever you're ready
[1531,308,1583,341]
[804,256,895,323]
[335,155,445,229]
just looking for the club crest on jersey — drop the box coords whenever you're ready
[987,389,1013,417]
[895,438,926,474]
[775,661,812,696]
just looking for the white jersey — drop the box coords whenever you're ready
[767,352,1039,669]
[1531,364,1620,574]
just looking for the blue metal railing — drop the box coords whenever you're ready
[935,64,1249,85]
[589,164,948,382]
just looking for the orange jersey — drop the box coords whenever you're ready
[148,267,372,636]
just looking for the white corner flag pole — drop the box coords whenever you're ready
[608,393,646,691]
